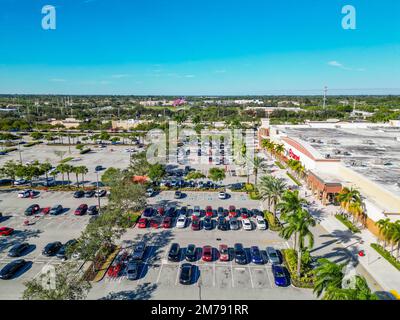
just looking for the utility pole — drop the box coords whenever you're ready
[323,86,328,109]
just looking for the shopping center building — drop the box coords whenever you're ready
[258,119,400,236]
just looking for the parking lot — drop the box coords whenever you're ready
[0,189,98,299]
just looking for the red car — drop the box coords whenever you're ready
[150,218,160,229]
[74,204,88,216]
[157,207,165,216]
[219,244,229,262]
[202,246,213,262]
[191,217,201,230]
[206,206,212,212]
[0,227,14,236]
[162,217,172,228]
[138,218,148,228]
[228,205,236,212]
[40,207,51,215]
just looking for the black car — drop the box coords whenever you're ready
[165,207,176,218]
[0,259,28,279]
[56,239,77,260]
[85,190,95,198]
[49,205,63,215]
[217,217,228,231]
[234,243,247,265]
[179,263,193,285]
[131,242,146,260]
[42,241,63,256]
[88,205,99,215]
[142,207,155,218]
[168,243,181,262]
[24,204,40,216]
[73,190,85,198]
[95,165,103,172]
[8,243,30,257]
[203,217,213,230]
[185,244,197,262]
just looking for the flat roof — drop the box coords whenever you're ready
[279,126,400,196]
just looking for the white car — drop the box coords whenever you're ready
[218,192,226,200]
[242,218,252,231]
[14,179,27,186]
[176,215,187,228]
[256,216,267,230]
[18,189,32,198]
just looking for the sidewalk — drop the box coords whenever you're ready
[264,152,400,293]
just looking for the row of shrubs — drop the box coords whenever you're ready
[370,243,400,271]
[245,183,262,200]
[80,148,92,155]
[275,161,286,169]
[0,147,18,154]
[60,157,74,164]
[23,141,43,148]
[286,172,302,186]
[335,214,361,233]
[263,211,282,231]
[282,249,315,288]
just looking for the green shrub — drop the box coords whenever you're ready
[286,172,302,186]
[370,243,400,271]
[245,183,255,192]
[275,161,286,169]
[335,214,361,233]
[0,147,18,154]
[249,192,261,200]
[282,249,314,288]
[23,141,43,148]
[264,211,282,231]
[185,171,206,180]
[60,157,74,164]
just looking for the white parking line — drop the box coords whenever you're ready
[230,260,234,288]
[248,266,254,288]
[156,262,164,283]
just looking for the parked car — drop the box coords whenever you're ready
[95,190,107,197]
[0,227,14,236]
[131,242,146,260]
[162,216,172,228]
[137,218,148,228]
[87,205,98,215]
[84,190,95,198]
[49,205,63,216]
[168,243,181,262]
[57,239,77,260]
[176,215,187,228]
[242,218,253,231]
[202,246,213,262]
[0,259,28,279]
[174,191,183,199]
[234,243,247,265]
[217,216,228,231]
[193,206,201,218]
[219,244,230,262]
[150,217,160,228]
[13,179,27,186]
[24,204,40,216]
[8,243,30,257]
[218,192,226,200]
[203,217,213,230]
[73,190,85,198]
[191,217,201,231]
[40,207,51,215]
[185,244,197,262]
[95,165,103,171]
[142,207,155,218]
[74,204,88,216]
[127,260,140,280]
[229,218,240,230]
[250,246,264,264]
[266,247,280,265]
[146,188,154,197]
[272,265,289,287]
[18,189,32,198]
[42,241,62,256]
[256,216,267,230]
[179,263,193,285]
[165,207,176,218]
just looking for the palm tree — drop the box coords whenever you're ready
[251,156,265,185]
[56,164,67,185]
[39,162,52,182]
[313,258,345,298]
[258,175,287,218]
[64,164,73,184]
[277,190,307,222]
[336,187,364,224]
[274,143,285,158]
[78,166,89,188]
[392,221,400,260]
[72,166,80,187]
[376,218,392,249]
[323,276,378,300]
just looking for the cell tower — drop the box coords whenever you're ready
[323,86,328,109]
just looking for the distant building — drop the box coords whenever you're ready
[49,118,82,129]
[111,119,148,130]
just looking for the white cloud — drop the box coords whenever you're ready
[327,61,365,72]
[111,74,131,79]
[50,78,66,82]
[184,74,195,78]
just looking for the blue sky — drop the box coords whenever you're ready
[0,0,399,95]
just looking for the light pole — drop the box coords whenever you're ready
[18,138,23,164]
[95,170,101,214]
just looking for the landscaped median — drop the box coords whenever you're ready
[264,211,282,231]
[91,245,121,282]
[282,249,314,288]
[245,183,261,200]
[370,243,400,271]
[335,214,361,233]
[275,161,286,170]
[286,172,302,186]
